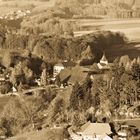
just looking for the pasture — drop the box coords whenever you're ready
[74,18,140,42]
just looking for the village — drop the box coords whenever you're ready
[0,1,140,140]
[0,9,31,20]
[0,48,139,140]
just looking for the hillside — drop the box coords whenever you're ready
[55,0,140,18]
[0,31,127,63]
[7,128,64,140]
[0,0,140,18]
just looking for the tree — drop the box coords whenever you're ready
[119,55,130,67]
[0,98,28,136]
[72,111,86,127]
[91,78,101,109]
[55,74,61,87]
[10,61,33,86]
[0,96,46,137]
[10,62,25,86]
[80,45,95,65]
[23,66,33,84]
[53,98,65,116]
[40,68,48,86]
[2,51,13,68]
[69,82,84,111]
[81,77,93,110]
[131,63,140,82]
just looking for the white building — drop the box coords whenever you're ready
[53,63,65,77]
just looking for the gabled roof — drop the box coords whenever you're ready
[59,65,89,84]
[80,122,112,136]
[69,65,89,84]
[59,68,71,82]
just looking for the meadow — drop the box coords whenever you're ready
[74,18,140,42]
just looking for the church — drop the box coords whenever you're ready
[97,53,110,70]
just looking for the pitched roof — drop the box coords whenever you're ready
[80,122,112,136]
[59,68,71,82]
[69,65,89,84]
[59,65,89,84]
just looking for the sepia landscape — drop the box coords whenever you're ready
[0,0,140,140]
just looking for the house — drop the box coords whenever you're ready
[78,122,113,140]
[57,65,90,87]
[53,63,65,77]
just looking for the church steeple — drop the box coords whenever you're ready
[97,53,110,70]
[100,53,108,65]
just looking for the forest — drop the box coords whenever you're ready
[0,30,126,63]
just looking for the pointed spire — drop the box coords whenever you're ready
[100,52,108,65]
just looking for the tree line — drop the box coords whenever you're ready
[0,30,126,63]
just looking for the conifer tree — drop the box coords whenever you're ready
[40,68,48,86]
[70,82,84,111]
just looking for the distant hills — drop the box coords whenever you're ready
[54,0,140,18]
[0,0,140,18]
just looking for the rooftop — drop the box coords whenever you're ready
[79,122,112,136]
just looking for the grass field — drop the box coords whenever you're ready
[74,18,140,42]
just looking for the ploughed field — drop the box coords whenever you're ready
[74,18,140,42]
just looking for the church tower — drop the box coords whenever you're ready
[97,53,110,70]
[100,53,108,65]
